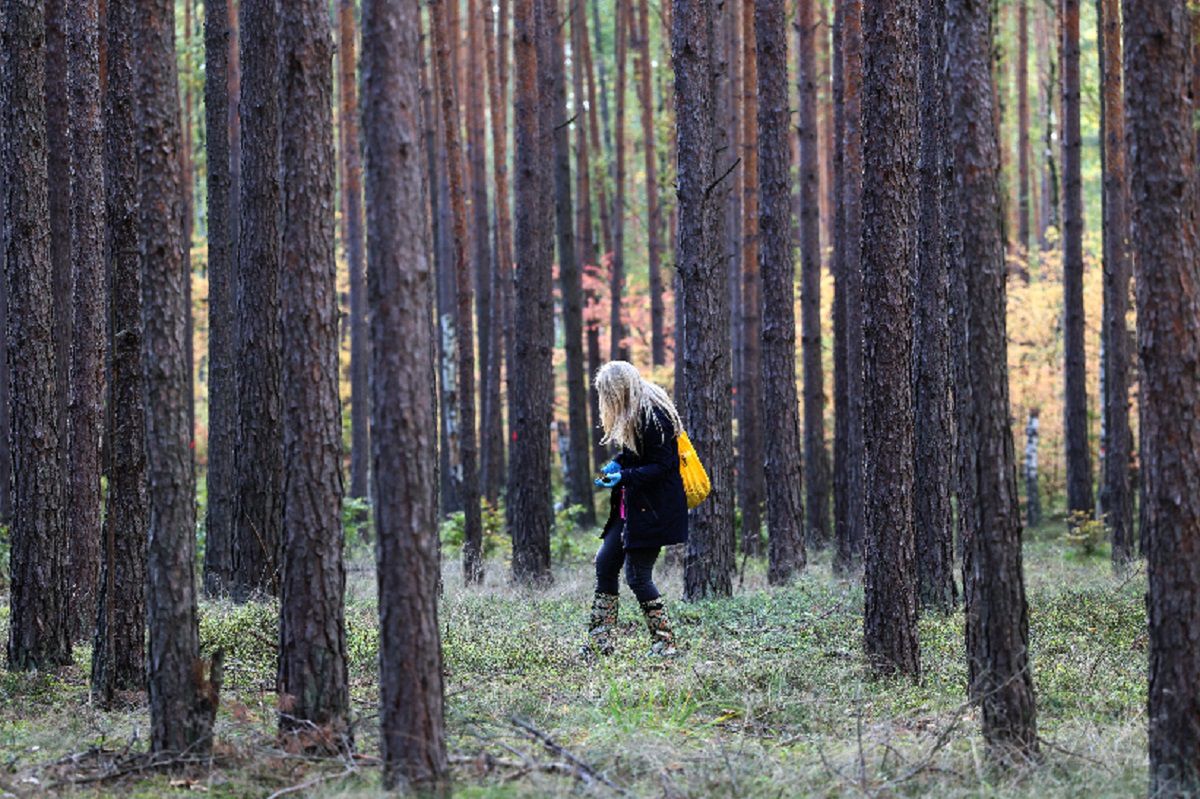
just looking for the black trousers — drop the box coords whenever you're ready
[595,525,661,603]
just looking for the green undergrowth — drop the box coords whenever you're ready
[0,525,1149,797]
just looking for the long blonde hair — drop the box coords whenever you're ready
[595,361,683,454]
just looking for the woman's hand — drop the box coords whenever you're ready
[600,460,621,476]
[595,471,623,488]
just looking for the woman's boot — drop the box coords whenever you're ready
[584,592,620,656]
[639,598,678,657]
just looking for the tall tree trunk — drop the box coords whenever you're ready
[1025,408,1041,526]
[181,0,194,249]
[861,0,921,679]
[508,0,554,586]
[1017,0,1031,252]
[946,0,1038,757]
[93,0,147,700]
[634,0,664,366]
[832,0,848,570]
[609,0,628,361]
[432,0,483,585]
[339,0,369,501]
[799,0,830,551]
[757,0,805,584]
[362,0,450,784]
[5,0,71,672]
[1098,0,1132,565]
[739,0,764,557]
[233,0,284,599]
[66,0,105,640]
[1060,0,1092,518]
[137,0,220,754]
[1126,2,1200,792]
[675,0,735,600]
[835,0,866,576]
[277,0,350,742]
[203,0,236,595]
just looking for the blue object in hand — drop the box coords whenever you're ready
[595,471,623,488]
[600,460,621,476]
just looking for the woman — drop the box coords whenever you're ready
[586,361,688,657]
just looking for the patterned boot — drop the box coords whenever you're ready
[640,598,678,657]
[583,592,620,656]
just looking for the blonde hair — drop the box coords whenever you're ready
[594,361,683,454]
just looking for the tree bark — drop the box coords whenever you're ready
[861,0,920,679]
[1017,0,1031,252]
[4,0,72,672]
[946,0,1039,757]
[609,0,628,361]
[1060,0,1092,518]
[431,0,483,584]
[634,0,664,366]
[739,0,764,557]
[203,0,236,595]
[92,0,147,703]
[798,0,830,552]
[1125,2,1200,792]
[363,0,450,787]
[1098,0,1132,566]
[233,0,284,599]
[338,0,369,501]
[835,0,866,576]
[1025,408,1041,526]
[757,0,805,585]
[277,0,350,743]
[508,0,554,586]
[675,0,735,600]
[137,0,219,754]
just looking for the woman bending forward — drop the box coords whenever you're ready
[588,361,687,657]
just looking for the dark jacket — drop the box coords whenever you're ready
[601,406,689,549]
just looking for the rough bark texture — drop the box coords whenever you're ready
[1125,1,1200,792]
[757,0,805,585]
[835,0,866,576]
[861,0,920,679]
[1060,0,1092,518]
[92,0,147,702]
[1017,0,1031,252]
[362,0,450,787]
[137,0,219,754]
[676,0,735,600]
[277,0,350,742]
[4,0,71,672]
[914,0,957,613]
[339,0,369,501]
[66,0,105,639]
[432,0,483,584]
[509,0,554,586]
[798,0,830,552]
[946,0,1038,757]
[548,0,592,524]
[233,0,284,599]
[203,0,236,595]
[635,0,665,366]
[609,0,628,361]
[1098,0,1132,565]
[738,0,764,557]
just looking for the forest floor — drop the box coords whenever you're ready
[0,517,1147,798]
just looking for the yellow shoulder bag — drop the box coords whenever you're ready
[676,431,711,510]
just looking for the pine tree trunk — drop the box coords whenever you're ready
[92,0,147,702]
[4,0,72,672]
[509,0,555,586]
[757,0,806,585]
[676,0,736,600]
[610,0,628,361]
[203,0,236,595]
[1060,0,1092,518]
[338,0,369,501]
[65,0,105,640]
[362,0,450,786]
[277,0,350,742]
[634,0,664,366]
[234,0,284,599]
[137,0,219,754]
[1017,0,1031,252]
[799,0,830,552]
[432,0,483,585]
[861,0,920,679]
[833,0,849,571]
[835,0,866,576]
[739,0,765,557]
[1098,0,1132,566]
[946,0,1038,756]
